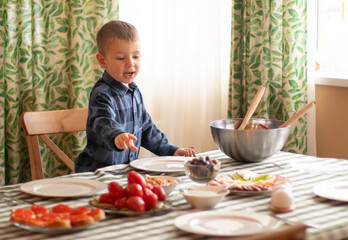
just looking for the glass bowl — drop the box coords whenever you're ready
[184,160,221,184]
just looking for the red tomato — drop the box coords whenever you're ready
[142,186,154,194]
[143,188,158,210]
[126,196,145,212]
[114,197,128,209]
[99,192,114,204]
[108,181,126,200]
[127,171,148,188]
[152,186,166,201]
[126,183,144,197]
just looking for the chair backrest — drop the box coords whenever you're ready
[21,108,88,180]
[239,223,307,240]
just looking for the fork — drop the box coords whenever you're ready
[271,214,319,229]
[0,192,33,206]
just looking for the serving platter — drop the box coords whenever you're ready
[209,170,289,195]
[20,178,107,198]
[89,199,172,216]
[13,222,94,234]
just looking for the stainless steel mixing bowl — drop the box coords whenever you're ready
[210,118,291,162]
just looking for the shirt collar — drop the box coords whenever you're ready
[102,70,138,96]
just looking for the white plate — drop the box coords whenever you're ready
[130,156,190,172]
[291,159,348,174]
[313,181,348,202]
[20,178,107,197]
[174,210,280,237]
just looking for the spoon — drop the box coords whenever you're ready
[238,85,266,130]
[280,101,316,128]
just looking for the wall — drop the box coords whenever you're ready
[315,84,348,159]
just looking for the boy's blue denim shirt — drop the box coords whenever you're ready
[75,71,178,172]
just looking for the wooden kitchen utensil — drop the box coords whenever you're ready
[280,101,316,128]
[238,85,266,130]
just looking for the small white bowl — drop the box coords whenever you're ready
[146,176,181,195]
[181,185,229,209]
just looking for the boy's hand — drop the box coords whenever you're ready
[114,133,138,151]
[174,146,196,157]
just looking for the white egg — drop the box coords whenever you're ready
[271,189,294,209]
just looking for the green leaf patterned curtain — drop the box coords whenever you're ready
[0,0,118,185]
[229,0,308,154]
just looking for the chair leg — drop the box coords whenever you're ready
[27,135,44,180]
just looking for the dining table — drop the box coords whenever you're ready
[1,149,348,240]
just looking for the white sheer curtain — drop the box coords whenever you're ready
[307,0,317,156]
[119,0,231,157]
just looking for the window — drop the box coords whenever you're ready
[314,0,348,85]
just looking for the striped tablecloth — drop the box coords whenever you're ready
[1,150,348,240]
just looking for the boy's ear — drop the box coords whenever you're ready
[96,52,106,69]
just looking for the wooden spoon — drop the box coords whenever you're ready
[238,85,266,130]
[280,101,316,128]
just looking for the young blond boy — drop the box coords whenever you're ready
[75,20,195,172]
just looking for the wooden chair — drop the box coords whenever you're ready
[21,108,88,180]
[238,223,307,240]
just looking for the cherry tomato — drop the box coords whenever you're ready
[126,183,144,197]
[127,171,148,188]
[142,186,154,195]
[99,192,114,204]
[114,197,128,209]
[152,186,166,201]
[126,196,146,212]
[108,181,126,200]
[143,188,158,210]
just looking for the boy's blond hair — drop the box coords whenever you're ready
[96,20,138,55]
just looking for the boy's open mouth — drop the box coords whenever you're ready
[123,72,135,79]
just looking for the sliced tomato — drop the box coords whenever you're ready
[87,208,105,222]
[30,205,48,216]
[71,206,90,215]
[11,208,35,220]
[51,204,74,215]
[39,212,67,221]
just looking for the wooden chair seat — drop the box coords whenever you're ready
[21,108,88,180]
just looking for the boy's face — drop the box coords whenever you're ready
[97,38,141,85]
